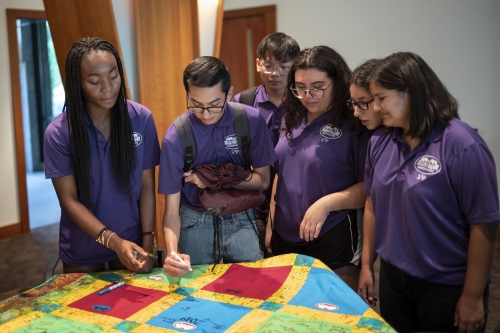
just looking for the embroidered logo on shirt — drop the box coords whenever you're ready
[132,132,142,146]
[414,155,441,175]
[224,134,240,154]
[320,124,341,142]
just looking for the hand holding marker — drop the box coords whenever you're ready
[171,250,193,272]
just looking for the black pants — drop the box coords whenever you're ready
[379,259,489,333]
[271,210,358,270]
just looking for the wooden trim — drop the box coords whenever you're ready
[0,223,23,241]
[223,5,276,19]
[191,0,200,58]
[212,0,225,58]
[6,9,46,236]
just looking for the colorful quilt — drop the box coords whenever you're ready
[0,254,395,332]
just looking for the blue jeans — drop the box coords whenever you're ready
[179,205,263,265]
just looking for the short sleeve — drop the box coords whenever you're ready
[43,120,73,179]
[248,112,277,169]
[449,143,500,224]
[141,111,160,170]
[354,129,373,183]
[158,125,185,195]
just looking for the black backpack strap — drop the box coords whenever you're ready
[173,113,197,172]
[228,102,252,170]
[238,86,258,107]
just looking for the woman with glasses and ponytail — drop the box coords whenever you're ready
[266,46,370,290]
[43,37,160,273]
[349,59,383,131]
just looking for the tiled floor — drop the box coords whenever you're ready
[26,172,60,229]
[0,225,499,332]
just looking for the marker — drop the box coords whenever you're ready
[134,250,157,259]
[170,250,193,272]
[98,282,125,296]
[145,251,158,259]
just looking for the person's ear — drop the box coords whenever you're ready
[255,58,261,72]
[227,86,234,100]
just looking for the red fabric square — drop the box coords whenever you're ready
[69,283,168,319]
[202,264,292,300]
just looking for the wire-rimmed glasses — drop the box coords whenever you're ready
[290,82,332,99]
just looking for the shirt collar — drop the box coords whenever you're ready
[255,85,283,108]
[391,124,445,143]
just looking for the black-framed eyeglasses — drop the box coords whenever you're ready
[290,82,332,99]
[346,99,374,111]
[186,94,227,114]
[260,64,291,75]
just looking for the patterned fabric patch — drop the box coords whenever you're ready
[202,264,292,300]
[69,284,168,319]
[113,319,140,332]
[146,297,252,331]
[289,267,368,315]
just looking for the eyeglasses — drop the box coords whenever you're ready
[260,64,291,75]
[186,95,227,114]
[290,82,332,99]
[346,99,374,111]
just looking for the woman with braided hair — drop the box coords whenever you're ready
[44,37,160,273]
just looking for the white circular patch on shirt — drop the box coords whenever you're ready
[320,125,341,142]
[132,132,142,146]
[173,322,196,330]
[414,155,442,175]
[315,302,339,311]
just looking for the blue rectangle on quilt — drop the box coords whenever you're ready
[146,296,252,332]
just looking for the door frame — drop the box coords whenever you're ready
[3,9,47,240]
[223,5,276,32]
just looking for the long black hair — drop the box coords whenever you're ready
[282,45,355,139]
[64,37,136,208]
[369,52,458,139]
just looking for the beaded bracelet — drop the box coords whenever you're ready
[142,231,154,236]
[96,227,110,245]
[106,232,116,248]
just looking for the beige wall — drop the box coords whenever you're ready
[226,0,500,189]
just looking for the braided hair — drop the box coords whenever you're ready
[64,37,136,208]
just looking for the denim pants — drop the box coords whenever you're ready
[178,205,263,265]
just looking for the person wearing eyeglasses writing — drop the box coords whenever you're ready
[266,46,370,290]
[158,57,277,277]
[233,32,300,256]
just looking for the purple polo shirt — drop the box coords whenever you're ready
[234,85,284,219]
[364,119,500,285]
[44,100,161,266]
[158,103,277,212]
[274,111,369,244]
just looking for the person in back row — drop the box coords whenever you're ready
[233,32,300,253]
[159,56,277,277]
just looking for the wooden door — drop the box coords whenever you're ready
[219,5,276,95]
